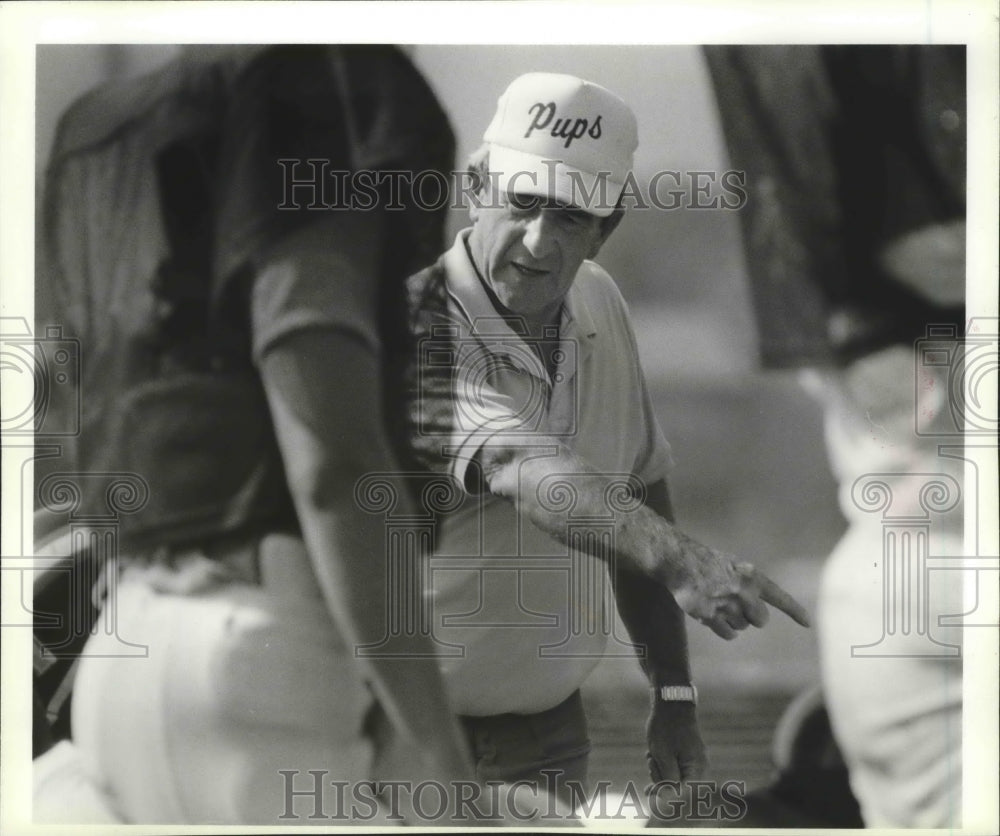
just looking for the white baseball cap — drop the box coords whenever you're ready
[483,72,638,217]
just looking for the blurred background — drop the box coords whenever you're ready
[36,44,846,793]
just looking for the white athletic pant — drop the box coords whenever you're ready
[808,345,964,827]
[71,537,378,824]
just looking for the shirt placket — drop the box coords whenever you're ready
[546,322,582,438]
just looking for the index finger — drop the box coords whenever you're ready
[757,573,811,627]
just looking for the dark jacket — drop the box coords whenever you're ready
[704,45,965,367]
[38,45,455,548]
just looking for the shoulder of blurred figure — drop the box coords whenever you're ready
[49,44,453,171]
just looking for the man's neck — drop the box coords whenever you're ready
[463,236,562,340]
[518,308,562,341]
[479,285,562,380]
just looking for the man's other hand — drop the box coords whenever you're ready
[646,700,708,782]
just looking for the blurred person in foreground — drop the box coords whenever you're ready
[391,72,810,808]
[34,44,516,825]
[704,45,966,827]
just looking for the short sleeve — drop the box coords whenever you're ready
[212,46,353,293]
[633,370,674,487]
[212,45,455,303]
[401,264,546,492]
[617,297,674,485]
[249,214,382,363]
[446,346,551,490]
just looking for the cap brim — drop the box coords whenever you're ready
[488,145,622,217]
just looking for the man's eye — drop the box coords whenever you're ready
[556,208,596,231]
[507,193,540,212]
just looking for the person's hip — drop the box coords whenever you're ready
[71,533,375,823]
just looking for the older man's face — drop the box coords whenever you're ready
[467,184,610,326]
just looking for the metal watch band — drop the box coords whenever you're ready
[657,684,698,704]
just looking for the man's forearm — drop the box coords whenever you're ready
[481,439,701,590]
[613,564,692,686]
[479,436,810,636]
[611,479,693,687]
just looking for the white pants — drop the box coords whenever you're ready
[809,346,964,827]
[70,536,378,824]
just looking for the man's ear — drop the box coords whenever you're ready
[469,181,491,224]
[587,210,624,259]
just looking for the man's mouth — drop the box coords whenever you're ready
[510,261,549,277]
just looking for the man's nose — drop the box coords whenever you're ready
[521,211,557,258]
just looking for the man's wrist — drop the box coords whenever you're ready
[647,521,699,593]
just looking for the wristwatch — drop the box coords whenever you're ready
[657,684,698,705]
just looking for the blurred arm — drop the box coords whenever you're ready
[255,217,472,783]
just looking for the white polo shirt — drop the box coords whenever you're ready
[413,230,673,716]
